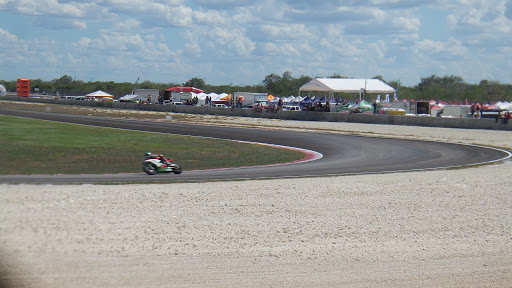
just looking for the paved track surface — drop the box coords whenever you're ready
[1,108,509,184]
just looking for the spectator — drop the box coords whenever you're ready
[504,111,511,124]
[496,111,501,123]
[475,103,481,118]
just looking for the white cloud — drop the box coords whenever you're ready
[0,27,19,43]
[69,31,186,82]
[259,24,314,40]
[391,14,420,38]
[113,18,141,31]
[183,26,255,58]
[445,0,512,35]
[261,42,301,57]
[154,5,193,27]
[192,9,228,26]
[319,24,362,57]
[71,20,87,30]
[102,1,194,28]
[213,27,255,56]
[414,37,468,58]
[9,0,91,17]
[193,0,253,9]
[184,40,201,57]
[0,27,67,79]
[369,40,388,59]
[0,0,194,30]
[231,7,258,24]
[74,32,160,55]
[105,0,184,6]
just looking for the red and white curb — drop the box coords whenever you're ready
[188,140,323,172]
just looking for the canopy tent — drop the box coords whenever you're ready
[299,96,313,108]
[299,78,396,101]
[357,100,374,111]
[166,87,204,93]
[493,101,512,110]
[191,92,230,106]
[85,90,114,99]
[119,94,146,102]
[85,90,114,98]
[318,96,329,103]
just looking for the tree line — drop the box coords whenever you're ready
[1,73,511,104]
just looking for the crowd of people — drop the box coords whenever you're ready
[496,110,512,124]
[249,98,332,113]
[301,101,331,112]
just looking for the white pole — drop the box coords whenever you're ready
[364,80,367,101]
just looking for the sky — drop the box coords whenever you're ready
[1,0,511,87]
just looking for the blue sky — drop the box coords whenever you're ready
[1,0,511,87]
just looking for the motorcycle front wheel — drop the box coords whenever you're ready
[172,165,182,174]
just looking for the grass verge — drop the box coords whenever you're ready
[0,115,304,175]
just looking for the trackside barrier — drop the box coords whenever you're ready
[2,96,512,131]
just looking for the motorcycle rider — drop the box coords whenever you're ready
[145,152,170,166]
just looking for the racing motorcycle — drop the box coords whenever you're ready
[142,153,182,175]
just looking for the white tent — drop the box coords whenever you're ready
[85,90,114,98]
[494,101,512,110]
[119,94,146,102]
[299,78,396,100]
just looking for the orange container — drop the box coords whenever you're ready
[16,78,30,97]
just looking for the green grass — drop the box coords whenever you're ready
[0,116,304,175]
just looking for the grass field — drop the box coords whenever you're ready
[0,115,304,175]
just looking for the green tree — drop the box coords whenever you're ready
[53,75,73,86]
[183,77,206,89]
[263,72,313,96]
[262,73,281,93]
[415,74,469,102]
[291,75,313,95]
[139,80,154,89]
[30,79,53,93]
[0,80,16,92]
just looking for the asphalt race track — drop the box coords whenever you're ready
[1,108,510,184]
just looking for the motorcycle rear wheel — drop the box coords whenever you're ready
[143,164,157,175]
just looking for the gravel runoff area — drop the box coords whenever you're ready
[1,112,512,287]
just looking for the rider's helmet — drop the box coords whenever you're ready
[145,152,152,157]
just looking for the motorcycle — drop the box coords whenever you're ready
[142,154,182,175]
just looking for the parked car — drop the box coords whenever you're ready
[214,104,228,108]
[283,105,301,111]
